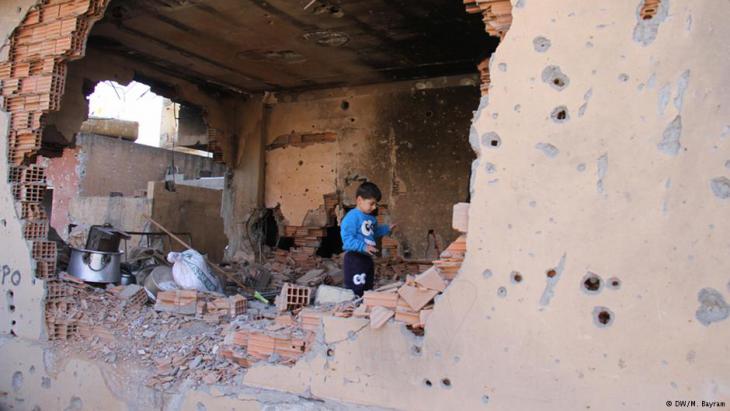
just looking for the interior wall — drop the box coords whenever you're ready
[262,75,478,257]
[150,181,227,263]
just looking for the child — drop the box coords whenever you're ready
[340,182,396,296]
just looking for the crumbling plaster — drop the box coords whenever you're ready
[1,1,729,410]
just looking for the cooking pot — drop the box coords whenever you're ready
[68,247,122,283]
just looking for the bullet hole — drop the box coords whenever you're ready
[607,277,621,290]
[326,348,335,357]
[411,345,422,356]
[350,117,356,122]
[581,272,603,294]
[542,66,570,91]
[481,132,501,149]
[618,73,629,82]
[9,304,16,312]
[483,269,493,279]
[482,395,490,404]
[593,306,614,327]
[511,271,523,283]
[441,378,452,388]
[340,100,349,110]
[29,365,35,374]
[11,320,16,325]
[423,378,433,387]
[425,111,434,118]
[514,104,521,112]
[551,106,569,123]
[12,371,23,391]
[497,287,507,297]
[533,36,552,52]
[41,377,51,389]
[546,269,557,278]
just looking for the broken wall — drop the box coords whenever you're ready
[262,76,477,257]
[2,1,730,410]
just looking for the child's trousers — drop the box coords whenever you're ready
[343,251,374,297]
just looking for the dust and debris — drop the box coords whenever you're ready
[710,177,730,199]
[533,36,551,53]
[695,288,729,326]
[673,70,691,111]
[542,65,570,91]
[596,154,608,194]
[535,142,560,158]
[633,0,671,45]
[539,253,567,306]
[657,116,682,156]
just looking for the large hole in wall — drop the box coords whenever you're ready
[1,0,507,385]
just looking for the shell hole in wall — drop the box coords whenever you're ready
[340,100,349,110]
[607,277,621,290]
[597,310,611,324]
[582,273,602,293]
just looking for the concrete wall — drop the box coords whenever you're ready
[44,133,224,236]
[2,1,730,410]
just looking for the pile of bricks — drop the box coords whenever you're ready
[431,235,467,280]
[154,289,248,321]
[463,0,513,39]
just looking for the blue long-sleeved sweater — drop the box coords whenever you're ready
[340,208,390,254]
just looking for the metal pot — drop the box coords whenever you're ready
[68,248,123,283]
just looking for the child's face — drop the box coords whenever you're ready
[356,196,378,214]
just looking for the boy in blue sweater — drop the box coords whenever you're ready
[340,182,396,296]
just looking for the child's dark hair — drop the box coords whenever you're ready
[356,182,382,201]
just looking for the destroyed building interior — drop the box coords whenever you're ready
[1,0,729,410]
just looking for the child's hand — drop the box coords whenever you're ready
[366,245,378,255]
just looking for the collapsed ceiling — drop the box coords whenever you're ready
[87,0,498,94]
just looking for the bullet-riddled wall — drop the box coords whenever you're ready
[262,76,478,257]
[2,1,730,410]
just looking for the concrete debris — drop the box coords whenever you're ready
[314,285,356,305]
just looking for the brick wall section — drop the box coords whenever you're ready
[0,0,109,285]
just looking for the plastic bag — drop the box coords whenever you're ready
[167,249,223,292]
